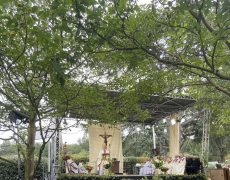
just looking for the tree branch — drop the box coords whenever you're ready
[206,77,230,97]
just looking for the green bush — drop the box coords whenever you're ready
[0,159,21,180]
[123,156,148,163]
[0,158,47,180]
[70,152,89,163]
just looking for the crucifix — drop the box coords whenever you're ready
[99,132,112,147]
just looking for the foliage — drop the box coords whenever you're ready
[104,162,111,169]
[70,150,89,163]
[0,0,133,179]
[0,158,47,180]
[0,140,18,156]
[123,156,148,163]
[123,123,168,157]
[63,136,89,162]
[0,0,87,178]
[153,157,164,169]
[209,134,230,162]
[181,139,202,157]
[0,141,49,159]
[74,0,230,123]
[66,137,89,155]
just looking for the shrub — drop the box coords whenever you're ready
[0,158,47,180]
[123,156,148,163]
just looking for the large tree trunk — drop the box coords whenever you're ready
[25,120,36,180]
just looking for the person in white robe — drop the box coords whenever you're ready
[65,157,79,174]
[78,160,87,173]
[139,159,155,175]
[171,156,186,175]
[96,143,110,175]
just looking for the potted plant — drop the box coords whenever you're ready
[104,162,112,175]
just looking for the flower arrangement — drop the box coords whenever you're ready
[153,158,163,169]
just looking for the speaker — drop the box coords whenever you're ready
[8,110,29,124]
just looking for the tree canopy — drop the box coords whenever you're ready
[0,0,229,179]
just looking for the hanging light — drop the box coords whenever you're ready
[171,118,176,125]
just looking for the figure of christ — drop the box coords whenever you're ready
[99,132,112,148]
[99,132,112,156]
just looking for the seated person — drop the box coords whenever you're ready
[78,160,87,173]
[64,155,79,174]
[139,158,155,175]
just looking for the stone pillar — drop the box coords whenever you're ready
[88,124,123,173]
[169,121,180,157]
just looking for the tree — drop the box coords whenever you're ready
[0,1,99,179]
[0,2,150,179]
[70,0,230,161]
[72,0,229,117]
[209,112,230,162]
[122,122,169,157]
[209,135,230,162]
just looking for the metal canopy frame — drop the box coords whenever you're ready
[70,90,196,124]
[135,95,196,123]
[201,110,211,165]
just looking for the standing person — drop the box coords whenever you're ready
[96,143,110,175]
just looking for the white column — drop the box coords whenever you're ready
[169,121,180,157]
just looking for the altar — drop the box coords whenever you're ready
[88,124,123,174]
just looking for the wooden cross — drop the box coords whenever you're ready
[99,132,112,147]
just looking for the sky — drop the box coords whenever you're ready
[138,0,152,5]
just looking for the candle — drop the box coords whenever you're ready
[152,125,156,149]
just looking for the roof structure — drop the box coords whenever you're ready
[106,90,196,123]
[135,95,195,123]
[70,90,196,124]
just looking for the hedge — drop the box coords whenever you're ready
[58,174,207,180]
[0,158,47,180]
